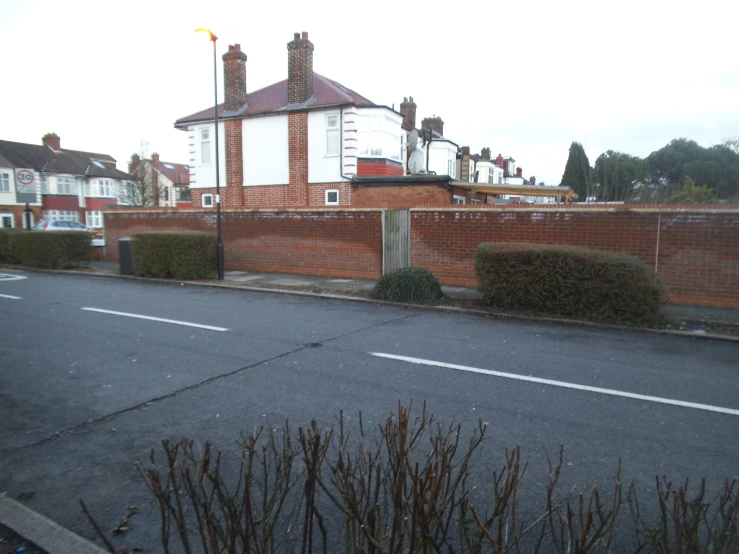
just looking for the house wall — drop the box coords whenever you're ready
[188,121,226,188]
[423,142,457,176]
[409,208,739,308]
[308,110,344,183]
[243,115,290,186]
[103,209,383,279]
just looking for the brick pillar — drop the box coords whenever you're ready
[287,32,314,104]
[224,119,244,207]
[288,112,309,206]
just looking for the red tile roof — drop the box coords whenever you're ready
[153,161,190,185]
[175,74,375,126]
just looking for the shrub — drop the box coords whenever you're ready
[4,231,93,268]
[370,266,444,305]
[475,242,666,326]
[131,232,217,280]
[0,229,23,263]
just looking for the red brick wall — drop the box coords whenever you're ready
[353,185,452,208]
[0,205,43,228]
[357,158,404,177]
[289,112,309,206]
[410,208,739,308]
[224,119,245,208]
[42,196,79,210]
[103,209,383,279]
[85,198,117,210]
[308,182,352,206]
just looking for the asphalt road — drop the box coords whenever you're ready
[1,271,737,551]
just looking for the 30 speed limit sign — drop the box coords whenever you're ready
[15,169,35,193]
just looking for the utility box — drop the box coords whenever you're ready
[118,237,133,275]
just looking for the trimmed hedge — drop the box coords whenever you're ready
[131,232,217,280]
[370,267,444,305]
[0,229,23,263]
[1,230,93,268]
[474,243,666,326]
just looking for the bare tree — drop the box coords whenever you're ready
[120,153,165,207]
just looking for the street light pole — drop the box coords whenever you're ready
[197,28,224,280]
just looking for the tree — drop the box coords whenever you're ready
[560,142,591,201]
[723,137,739,154]
[592,151,645,202]
[666,176,717,204]
[120,153,165,207]
[642,138,739,201]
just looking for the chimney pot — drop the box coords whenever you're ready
[151,152,160,165]
[223,43,248,111]
[287,31,314,104]
[530,176,536,185]
[42,132,61,151]
[516,167,523,177]
[400,96,417,129]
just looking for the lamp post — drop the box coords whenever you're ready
[196,27,224,280]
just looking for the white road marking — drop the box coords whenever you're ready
[370,352,739,417]
[0,273,27,281]
[81,307,229,332]
[0,294,21,300]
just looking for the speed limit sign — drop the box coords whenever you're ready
[15,169,35,192]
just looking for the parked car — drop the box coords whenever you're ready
[34,220,90,231]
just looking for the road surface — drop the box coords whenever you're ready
[1,271,737,550]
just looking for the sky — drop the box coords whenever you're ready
[1,0,737,185]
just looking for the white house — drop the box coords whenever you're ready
[175,32,406,209]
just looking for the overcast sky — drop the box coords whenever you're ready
[1,0,737,185]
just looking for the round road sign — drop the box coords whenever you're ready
[16,169,34,186]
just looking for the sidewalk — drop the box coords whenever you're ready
[85,260,739,327]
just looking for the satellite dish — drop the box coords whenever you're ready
[408,150,425,175]
[408,129,418,150]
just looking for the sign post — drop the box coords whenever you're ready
[15,168,37,204]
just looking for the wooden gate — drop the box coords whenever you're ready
[382,209,410,274]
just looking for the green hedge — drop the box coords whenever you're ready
[131,232,217,280]
[370,267,444,305]
[0,229,23,263]
[0,230,93,268]
[474,243,666,326]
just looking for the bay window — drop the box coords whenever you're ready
[357,115,401,160]
[43,210,79,221]
[57,176,77,195]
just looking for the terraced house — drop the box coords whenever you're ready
[0,134,133,230]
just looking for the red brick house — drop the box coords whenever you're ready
[127,153,191,208]
[0,134,132,229]
[175,32,405,209]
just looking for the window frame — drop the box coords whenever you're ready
[202,193,214,207]
[325,189,340,205]
[326,114,340,157]
[56,176,77,195]
[85,210,103,228]
[471,198,482,205]
[452,195,466,205]
[42,210,80,222]
[1,213,14,228]
[356,115,401,161]
[0,172,10,193]
[200,128,212,165]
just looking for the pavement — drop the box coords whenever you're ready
[85,260,739,325]
[0,271,738,552]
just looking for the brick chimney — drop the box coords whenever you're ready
[223,44,248,111]
[287,32,314,105]
[530,176,536,185]
[42,133,61,151]
[516,167,523,177]
[480,147,491,160]
[495,153,503,167]
[421,115,444,137]
[400,96,417,129]
[151,152,160,166]
[129,153,140,173]
[459,146,472,181]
